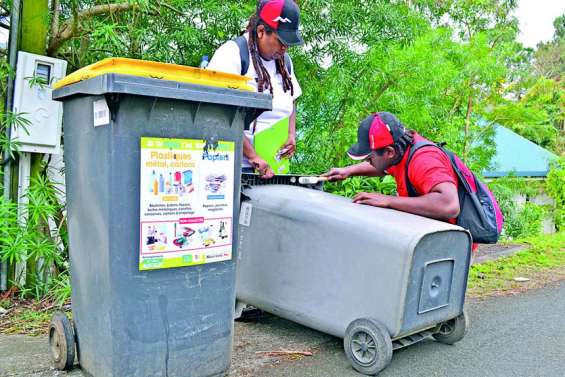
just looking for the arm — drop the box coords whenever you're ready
[322,161,381,181]
[353,182,460,221]
[243,137,274,179]
[281,57,302,159]
[280,103,297,158]
[209,41,273,179]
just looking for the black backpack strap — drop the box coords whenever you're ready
[284,53,292,75]
[404,141,437,197]
[235,36,250,75]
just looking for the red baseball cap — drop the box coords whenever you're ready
[347,112,406,160]
[257,0,304,46]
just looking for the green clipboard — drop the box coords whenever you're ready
[253,117,290,174]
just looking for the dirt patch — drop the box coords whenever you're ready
[229,313,333,376]
[0,297,70,337]
[472,243,526,265]
[1,310,330,377]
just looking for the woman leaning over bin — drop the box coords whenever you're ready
[207,0,304,179]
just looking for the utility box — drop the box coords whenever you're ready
[12,51,67,154]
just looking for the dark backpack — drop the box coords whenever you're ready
[234,35,292,76]
[405,141,503,244]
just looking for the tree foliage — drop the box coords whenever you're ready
[489,12,565,156]
[40,1,562,170]
[547,157,565,230]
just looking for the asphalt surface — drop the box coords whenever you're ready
[255,280,565,377]
[1,280,564,377]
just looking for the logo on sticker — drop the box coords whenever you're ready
[203,152,230,162]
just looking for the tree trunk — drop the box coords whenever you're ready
[20,0,50,291]
[463,93,473,159]
[21,1,49,54]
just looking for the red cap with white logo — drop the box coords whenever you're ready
[258,0,304,46]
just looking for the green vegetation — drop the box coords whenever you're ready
[325,176,397,199]
[488,176,547,239]
[468,232,565,297]
[546,157,565,230]
[0,308,55,336]
[0,173,68,300]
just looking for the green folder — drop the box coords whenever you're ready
[253,117,290,174]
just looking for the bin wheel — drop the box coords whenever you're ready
[234,301,246,320]
[433,310,468,345]
[48,311,75,371]
[344,318,392,376]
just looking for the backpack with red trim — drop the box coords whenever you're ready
[405,141,503,244]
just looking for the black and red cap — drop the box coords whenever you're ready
[347,112,407,160]
[257,0,304,46]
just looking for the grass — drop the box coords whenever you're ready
[0,273,72,336]
[468,232,565,297]
[0,297,71,337]
[0,308,55,336]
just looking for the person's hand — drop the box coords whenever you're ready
[249,156,275,179]
[321,167,350,182]
[352,192,392,208]
[279,136,296,159]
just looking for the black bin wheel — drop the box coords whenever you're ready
[344,318,393,376]
[433,310,468,345]
[49,311,75,371]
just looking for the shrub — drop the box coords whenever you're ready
[488,175,546,239]
[546,157,565,231]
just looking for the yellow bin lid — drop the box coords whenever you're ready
[53,57,253,91]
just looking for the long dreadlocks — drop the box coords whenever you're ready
[246,13,294,96]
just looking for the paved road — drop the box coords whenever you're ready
[1,281,564,377]
[256,280,565,377]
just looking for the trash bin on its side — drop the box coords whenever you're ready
[236,185,472,375]
[51,58,271,377]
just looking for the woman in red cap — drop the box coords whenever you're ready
[208,0,304,178]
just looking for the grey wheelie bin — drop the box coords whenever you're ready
[50,58,271,377]
[236,185,472,376]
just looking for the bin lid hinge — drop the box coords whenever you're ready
[104,93,121,122]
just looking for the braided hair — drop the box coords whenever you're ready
[245,12,294,96]
[391,130,415,165]
[375,129,415,165]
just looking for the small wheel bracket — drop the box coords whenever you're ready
[432,310,469,345]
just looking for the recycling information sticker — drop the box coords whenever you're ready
[139,137,235,270]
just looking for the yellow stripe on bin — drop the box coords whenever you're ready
[53,57,253,91]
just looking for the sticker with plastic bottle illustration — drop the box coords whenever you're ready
[138,137,235,270]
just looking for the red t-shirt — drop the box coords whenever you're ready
[385,134,478,251]
[385,134,458,223]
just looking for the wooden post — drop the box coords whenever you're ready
[18,0,50,290]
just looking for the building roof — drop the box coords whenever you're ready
[483,125,558,178]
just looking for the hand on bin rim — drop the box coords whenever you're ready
[321,167,350,182]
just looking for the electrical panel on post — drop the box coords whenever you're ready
[11,51,67,154]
